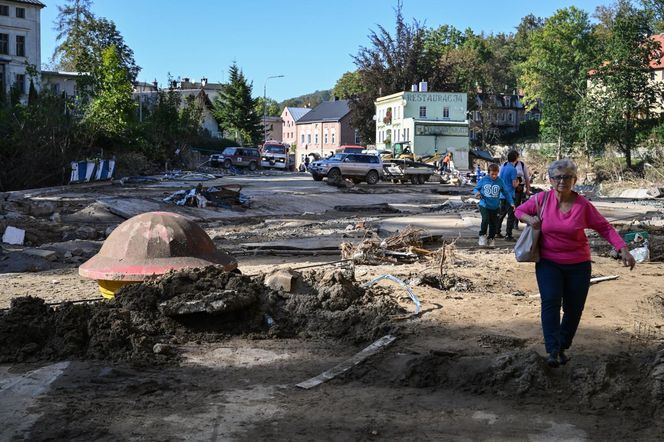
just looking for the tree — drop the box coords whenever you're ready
[53,1,140,97]
[255,96,280,117]
[84,46,136,139]
[641,0,664,32]
[332,71,365,99]
[585,4,662,168]
[520,7,595,158]
[350,2,430,143]
[212,63,262,145]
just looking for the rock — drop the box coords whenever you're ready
[75,226,97,240]
[23,249,57,261]
[264,269,298,292]
[2,226,25,245]
[50,212,62,223]
[29,201,57,217]
[64,251,73,259]
[620,188,662,199]
[105,226,115,237]
[152,343,175,355]
[3,212,23,220]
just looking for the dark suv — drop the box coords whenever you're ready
[210,147,260,170]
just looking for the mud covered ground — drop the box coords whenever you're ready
[2,175,664,440]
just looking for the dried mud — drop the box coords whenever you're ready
[0,266,402,364]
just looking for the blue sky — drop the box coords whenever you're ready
[40,0,610,102]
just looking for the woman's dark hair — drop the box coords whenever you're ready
[507,150,519,162]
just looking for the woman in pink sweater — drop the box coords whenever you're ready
[515,159,635,367]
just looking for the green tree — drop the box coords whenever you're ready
[255,96,280,117]
[212,63,262,145]
[350,2,429,143]
[641,0,664,32]
[585,4,662,168]
[332,71,365,99]
[84,46,136,139]
[53,0,140,97]
[520,7,595,158]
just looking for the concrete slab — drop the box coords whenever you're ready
[378,213,479,237]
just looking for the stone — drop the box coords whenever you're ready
[64,251,73,259]
[75,226,97,240]
[620,188,662,199]
[29,201,57,217]
[105,226,115,237]
[2,226,25,245]
[152,343,175,355]
[264,269,297,292]
[23,249,57,261]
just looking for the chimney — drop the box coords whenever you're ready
[201,78,208,87]
[152,79,158,90]
[419,81,428,92]
[411,84,418,92]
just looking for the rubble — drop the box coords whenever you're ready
[163,184,250,209]
[2,226,25,245]
[340,227,430,264]
[0,266,403,363]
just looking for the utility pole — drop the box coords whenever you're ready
[264,75,284,144]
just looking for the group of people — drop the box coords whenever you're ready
[473,150,530,246]
[474,151,636,368]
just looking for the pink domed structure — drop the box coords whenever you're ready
[79,211,237,282]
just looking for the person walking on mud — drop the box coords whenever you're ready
[515,159,636,367]
[496,150,520,241]
[473,163,513,248]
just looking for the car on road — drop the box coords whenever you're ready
[210,147,261,170]
[309,153,383,184]
[334,145,365,154]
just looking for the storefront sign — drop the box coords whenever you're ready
[405,93,465,103]
[415,124,469,136]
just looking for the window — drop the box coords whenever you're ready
[0,5,8,16]
[443,106,449,119]
[16,7,25,18]
[301,134,305,143]
[324,129,328,144]
[354,129,361,144]
[16,35,25,57]
[508,113,513,122]
[419,106,426,118]
[51,83,60,94]
[307,134,311,143]
[314,133,318,144]
[331,129,336,144]
[0,34,8,55]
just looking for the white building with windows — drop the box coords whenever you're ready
[375,84,470,167]
[0,0,44,97]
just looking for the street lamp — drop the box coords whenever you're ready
[264,74,284,144]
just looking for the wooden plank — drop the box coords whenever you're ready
[296,335,396,389]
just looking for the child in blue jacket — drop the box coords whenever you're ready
[473,163,514,247]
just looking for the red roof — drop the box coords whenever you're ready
[650,34,664,69]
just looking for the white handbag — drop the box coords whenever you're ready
[514,191,549,263]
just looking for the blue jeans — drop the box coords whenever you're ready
[535,259,592,354]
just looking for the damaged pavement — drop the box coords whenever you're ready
[2,171,664,440]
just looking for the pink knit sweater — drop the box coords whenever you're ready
[515,191,626,264]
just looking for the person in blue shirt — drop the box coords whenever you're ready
[473,163,514,247]
[496,150,520,241]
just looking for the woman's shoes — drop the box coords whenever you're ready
[546,350,571,368]
[559,350,570,365]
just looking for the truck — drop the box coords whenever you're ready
[382,159,436,185]
[260,142,295,171]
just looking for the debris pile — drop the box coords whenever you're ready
[340,227,432,264]
[0,266,402,363]
[163,184,250,209]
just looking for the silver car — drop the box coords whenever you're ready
[309,153,383,185]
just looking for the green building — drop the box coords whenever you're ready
[375,87,469,168]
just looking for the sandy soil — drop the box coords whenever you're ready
[1,173,663,441]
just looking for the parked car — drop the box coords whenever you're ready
[210,147,260,170]
[309,153,383,184]
[334,145,365,154]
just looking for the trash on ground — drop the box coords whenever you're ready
[296,334,397,389]
[362,274,421,313]
[340,227,428,264]
[163,184,250,209]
